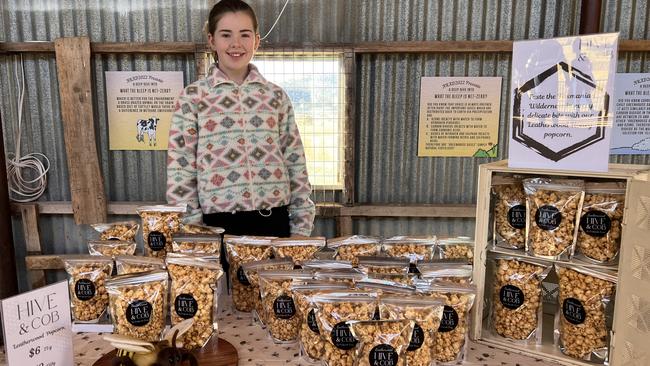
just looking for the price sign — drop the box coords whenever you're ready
[1,281,73,366]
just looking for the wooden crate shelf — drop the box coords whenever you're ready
[470,159,650,366]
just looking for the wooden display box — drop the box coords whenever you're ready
[470,160,650,366]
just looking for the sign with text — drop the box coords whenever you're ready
[611,73,650,154]
[508,33,619,172]
[418,77,502,157]
[1,281,73,366]
[106,71,184,150]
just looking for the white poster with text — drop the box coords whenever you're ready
[508,33,619,172]
[611,73,650,154]
[1,281,73,366]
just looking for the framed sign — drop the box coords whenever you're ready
[508,33,619,172]
[106,71,184,150]
[418,77,502,157]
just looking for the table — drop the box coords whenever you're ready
[1,306,559,366]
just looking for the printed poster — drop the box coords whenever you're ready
[418,77,502,157]
[508,33,619,172]
[106,71,184,150]
[611,73,650,154]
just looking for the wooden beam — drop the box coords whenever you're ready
[10,201,476,218]
[25,254,67,270]
[618,40,650,52]
[20,204,46,288]
[3,40,650,54]
[343,50,356,205]
[92,42,196,53]
[55,37,107,224]
[354,40,514,53]
[11,201,343,217]
[340,204,476,218]
[0,41,55,53]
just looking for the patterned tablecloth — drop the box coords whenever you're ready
[0,303,560,366]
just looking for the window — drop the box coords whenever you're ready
[254,51,348,190]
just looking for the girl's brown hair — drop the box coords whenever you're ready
[206,0,259,36]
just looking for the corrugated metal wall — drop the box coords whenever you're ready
[2,0,650,289]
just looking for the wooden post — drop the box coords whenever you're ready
[336,216,353,236]
[343,50,356,205]
[0,111,18,313]
[579,0,602,34]
[20,204,46,289]
[54,37,107,224]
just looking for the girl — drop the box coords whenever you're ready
[166,0,315,237]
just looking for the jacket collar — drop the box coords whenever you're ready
[207,63,266,88]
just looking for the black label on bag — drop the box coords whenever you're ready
[373,307,381,320]
[535,205,562,230]
[369,344,398,366]
[108,237,121,241]
[148,231,166,251]
[127,300,153,326]
[407,323,425,351]
[499,285,525,310]
[174,294,198,319]
[273,295,296,319]
[330,322,357,350]
[307,309,319,333]
[236,266,250,286]
[580,211,611,237]
[438,305,459,333]
[507,204,527,229]
[563,298,586,325]
[74,279,95,301]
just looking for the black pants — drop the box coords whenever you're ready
[204,206,290,294]
[202,205,291,237]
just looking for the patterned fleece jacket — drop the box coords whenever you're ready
[166,64,315,236]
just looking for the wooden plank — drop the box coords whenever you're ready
[337,216,353,236]
[343,50,356,205]
[11,201,479,219]
[25,254,66,270]
[92,42,196,53]
[0,41,55,53]
[11,201,343,217]
[20,204,46,288]
[55,37,107,225]
[483,159,650,179]
[619,39,650,52]
[470,164,493,340]
[354,40,513,53]
[340,204,476,218]
[4,40,650,54]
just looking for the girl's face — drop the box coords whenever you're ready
[208,11,260,81]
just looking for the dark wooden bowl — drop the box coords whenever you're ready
[92,337,238,366]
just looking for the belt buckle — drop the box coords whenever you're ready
[258,208,272,217]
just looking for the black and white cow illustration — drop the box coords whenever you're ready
[136,119,148,142]
[135,117,160,146]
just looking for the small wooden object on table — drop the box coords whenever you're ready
[92,337,238,366]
